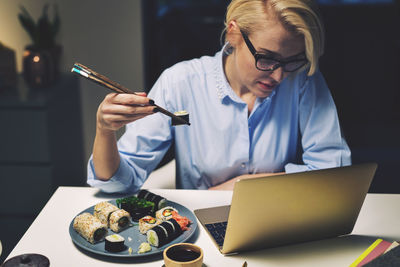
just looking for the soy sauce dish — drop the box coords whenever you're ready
[163,243,203,267]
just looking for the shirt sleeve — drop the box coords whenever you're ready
[284,70,352,173]
[86,71,174,193]
[87,156,139,193]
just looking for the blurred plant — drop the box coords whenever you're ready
[18,4,60,50]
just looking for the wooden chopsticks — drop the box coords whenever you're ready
[71,63,190,126]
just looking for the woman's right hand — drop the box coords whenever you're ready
[96,92,156,133]
[93,92,156,180]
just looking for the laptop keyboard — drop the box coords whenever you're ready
[205,222,227,247]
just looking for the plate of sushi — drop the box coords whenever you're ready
[69,189,197,257]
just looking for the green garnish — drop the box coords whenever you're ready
[116,196,155,209]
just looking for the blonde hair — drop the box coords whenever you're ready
[224,0,324,76]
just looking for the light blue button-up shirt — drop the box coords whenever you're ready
[87,48,351,193]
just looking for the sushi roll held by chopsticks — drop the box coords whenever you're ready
[172,110,189,126]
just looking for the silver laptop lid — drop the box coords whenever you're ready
[221,163,377,254]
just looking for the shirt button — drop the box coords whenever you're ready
[241,163,246,168]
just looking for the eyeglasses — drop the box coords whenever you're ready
[240,30,307,72]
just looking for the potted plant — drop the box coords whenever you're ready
[18,4,61,88]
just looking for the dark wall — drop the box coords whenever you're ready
[142,0,229,90]
[319,4,400,193]
[142,1,400,192]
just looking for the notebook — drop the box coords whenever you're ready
[194,163,377,255]
[350,239,398,267]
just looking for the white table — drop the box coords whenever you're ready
[6,187,400,266]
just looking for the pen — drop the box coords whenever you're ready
[71,63,190,126]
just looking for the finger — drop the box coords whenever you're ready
[134,92,147,97]
[109,114,150,129]
[101,103,156,115]
[122,113,150,122]
[107,93,153,106]
[101,113,145,124]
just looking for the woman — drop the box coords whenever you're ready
[87,0,351,193]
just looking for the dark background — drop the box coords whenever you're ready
[142,0,400,193]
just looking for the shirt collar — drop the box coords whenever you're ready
[214,43,277,104]
[214,43,234,101]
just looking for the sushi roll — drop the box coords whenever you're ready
[172,110,189,126]
[137,189,151,200]
[109,209,131,233]
[146,219,183,248]
[73,212,107,244]
[139,215,161,234]
[137,189,167,210]
[105,234,125,252]
[152,195,167,210]
[165,218,183,239]
[156,206,177,221]
[159,221,175,239]
[147,224,169,248]
[94,201,119,227]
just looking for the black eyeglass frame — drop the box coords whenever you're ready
[240,30,308,72]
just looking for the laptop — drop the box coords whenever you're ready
[194,163,377,255]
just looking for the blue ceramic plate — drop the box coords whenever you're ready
[69,200,197,257]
